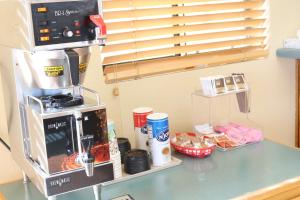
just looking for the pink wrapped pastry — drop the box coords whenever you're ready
[213,122,263,145]
[246,128,263,143]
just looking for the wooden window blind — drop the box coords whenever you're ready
[102,0,269,83]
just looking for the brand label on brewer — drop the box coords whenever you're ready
[49,177,71,187]
[54,9,80,17]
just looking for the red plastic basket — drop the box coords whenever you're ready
[171,133,215,158]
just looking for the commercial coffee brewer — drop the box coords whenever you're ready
[0,0,114,199]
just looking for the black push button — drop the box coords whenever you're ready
[39,20,48,26]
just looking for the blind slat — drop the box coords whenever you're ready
[104,48,268,83]
[104,1,264,20]
[106,10,264,31]
[104,28,266,53]
[104,37,266,65]
[107,19,266,42]
[103,0,239,9]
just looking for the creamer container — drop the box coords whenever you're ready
[147,113,171,166]
[133,107,153,151]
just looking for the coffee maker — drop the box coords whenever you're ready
[0,0,113,199]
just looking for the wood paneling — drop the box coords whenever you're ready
[296,60,300,147]
[0,193,6,200]
[237,178,300,200]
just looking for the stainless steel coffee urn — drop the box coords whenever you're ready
[0,0,113,199]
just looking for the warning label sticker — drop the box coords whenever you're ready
[44,66,64,77]
[79,63,87,73]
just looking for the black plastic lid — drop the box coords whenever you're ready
[124,149,150,174]
[117,138,131,164]
[117,137,130,144]
[124,149,148,160]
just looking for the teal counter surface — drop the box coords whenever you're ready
[276,48,300,59]
[1,140,300,200]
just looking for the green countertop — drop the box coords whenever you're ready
[1,140,300,200]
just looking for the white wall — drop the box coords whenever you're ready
[0,0,300,183]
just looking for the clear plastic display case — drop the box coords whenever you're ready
[191,88,263,151]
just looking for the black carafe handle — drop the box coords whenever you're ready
[65,49,80,86]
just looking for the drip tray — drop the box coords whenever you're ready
[101,156,182,186]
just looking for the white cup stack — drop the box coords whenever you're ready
[107,120,122,179]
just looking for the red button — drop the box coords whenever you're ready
[74,21,80,27]
[75,30,80,35]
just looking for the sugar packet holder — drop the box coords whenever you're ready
[200,74,248,97]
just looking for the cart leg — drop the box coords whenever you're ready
[22,171,30,184]
[48,196,57,200]
[93,185,100,200]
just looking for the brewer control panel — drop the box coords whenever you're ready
[31,0,104,47]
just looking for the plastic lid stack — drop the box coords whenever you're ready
[124,149,150,174]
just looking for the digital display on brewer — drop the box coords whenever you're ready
[31,0,99,46]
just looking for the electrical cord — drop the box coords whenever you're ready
[0,137,10,151]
